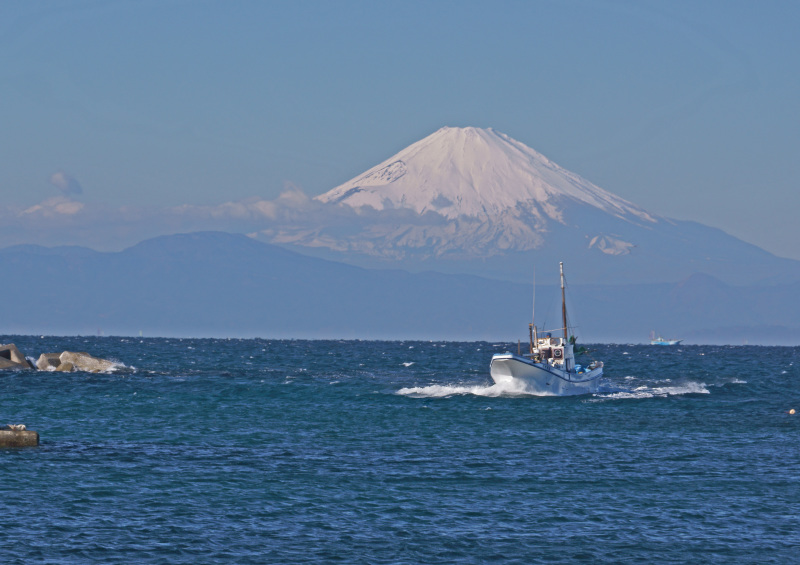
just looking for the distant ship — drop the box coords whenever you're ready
[650,332,683,346]
[489,263,604,395]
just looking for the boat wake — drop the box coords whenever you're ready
[397,379,712,400]
[397,381,559,398]
[595,381,709,400]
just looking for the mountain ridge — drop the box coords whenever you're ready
[2,231,800,344]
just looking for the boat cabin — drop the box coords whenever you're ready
[533,332,574,370]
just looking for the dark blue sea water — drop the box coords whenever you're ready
[2,336,799,564]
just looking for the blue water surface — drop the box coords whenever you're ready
[1,337,799,563]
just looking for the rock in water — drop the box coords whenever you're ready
[0,344,33,370]
[0,427,39,447]
[36,353,63,371]
[0,357,25,370]
[58,351,116,373]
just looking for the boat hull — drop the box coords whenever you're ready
[490,353,603,396]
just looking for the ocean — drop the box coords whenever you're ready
[1,336,799,564]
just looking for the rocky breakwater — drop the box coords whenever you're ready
[0,344,35,370]
[36,351,118,373]
[0,343,118,373]
[1,343,120,447]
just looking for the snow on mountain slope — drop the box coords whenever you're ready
[256,126,800,285]
[317,126,657,225]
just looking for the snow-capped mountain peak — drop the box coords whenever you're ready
[317,126,657,225]
[255,127,800,286]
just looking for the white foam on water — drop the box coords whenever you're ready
[397,380,554,398]
[115,361,132,371]
[597,381,710,400]
[102,360,134,374]
[35,359,132,374]
[399,378,712,400]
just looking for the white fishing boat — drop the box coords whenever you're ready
[490,262,604,395]
[650,332,683,346]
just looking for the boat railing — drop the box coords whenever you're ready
[537,327,568,337]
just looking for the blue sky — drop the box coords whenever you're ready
[1,0,799,258]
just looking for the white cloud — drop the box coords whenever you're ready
[49,172,83,196]
[21,196,85,217]
[167,186,316,222]
[0,184,431,252]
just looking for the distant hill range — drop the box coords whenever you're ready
[2,231,800,344]
[2,127,799,343]
[256,127,800,286]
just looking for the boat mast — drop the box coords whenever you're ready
[560,262,568,343]
[529,267,536,355]
[528,324,533,355]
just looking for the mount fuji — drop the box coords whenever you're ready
[320,127,656,226]
[259,127,800,285]
[5,127,800,341]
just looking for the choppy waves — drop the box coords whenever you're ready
[2,338,799,564]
